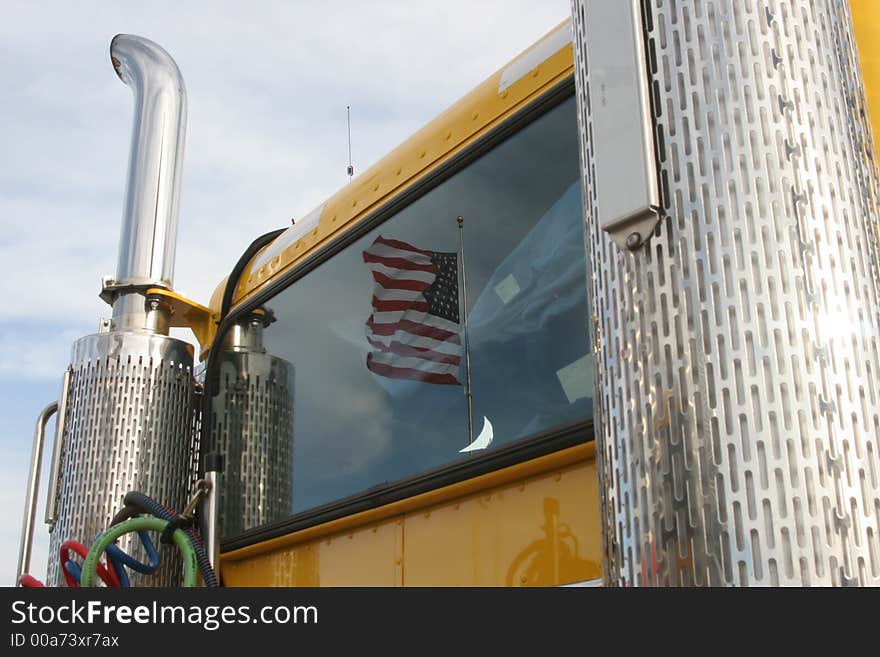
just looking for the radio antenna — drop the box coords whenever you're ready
[346,105,354,180]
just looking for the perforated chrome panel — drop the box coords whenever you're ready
[572,0,880,585]
[47,333,196,586]
[211,350,294,538]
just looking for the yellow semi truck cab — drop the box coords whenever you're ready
[211,20,601,586]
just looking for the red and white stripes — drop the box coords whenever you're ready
[362,236,461,385]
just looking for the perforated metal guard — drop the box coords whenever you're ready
[211,350,294,538]
[47,333,196,587]
[572,0,880,585]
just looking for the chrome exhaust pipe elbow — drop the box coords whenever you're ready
[110,34,187,294]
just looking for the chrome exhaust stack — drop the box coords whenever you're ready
[104,34,187,330]
[42,35,198,586]
[572,0,880,586]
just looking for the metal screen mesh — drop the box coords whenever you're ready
[572,0,880,585]
[210,350,294,539]
[47,333,196,587]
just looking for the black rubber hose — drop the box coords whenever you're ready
[113,494,217,588]
[219,228,286,323]
[111,492,218,588]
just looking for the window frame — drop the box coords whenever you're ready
[211,75,594,551]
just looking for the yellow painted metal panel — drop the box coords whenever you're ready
[402,459,600,586]
[852,0,880,150]
[221,445,600,587]
[223,517,402,587]
[221,443,591,562]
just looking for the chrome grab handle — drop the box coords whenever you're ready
[45,368,71,526]
[201,452,222,577]
[15,401,58,585]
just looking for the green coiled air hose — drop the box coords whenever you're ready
[80,517,198,588]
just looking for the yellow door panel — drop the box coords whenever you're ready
[223,520,403,587]
[402,459,600,586]
[221,445,600,587]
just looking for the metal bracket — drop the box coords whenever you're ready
[181,479,212,520]
[99,275,172,307]
[145,287,216,351]
[581,0,661,251]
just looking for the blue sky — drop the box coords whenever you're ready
[0,0,571,585]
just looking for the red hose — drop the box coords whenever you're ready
[60,540,120,588]
[19,574,45,587]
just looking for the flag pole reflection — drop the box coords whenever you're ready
[456,215,475,449]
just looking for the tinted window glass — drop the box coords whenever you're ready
[211,96,593,533]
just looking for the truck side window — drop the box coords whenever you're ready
[211,95,592,536]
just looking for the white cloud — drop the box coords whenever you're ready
[0,325,89,381]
